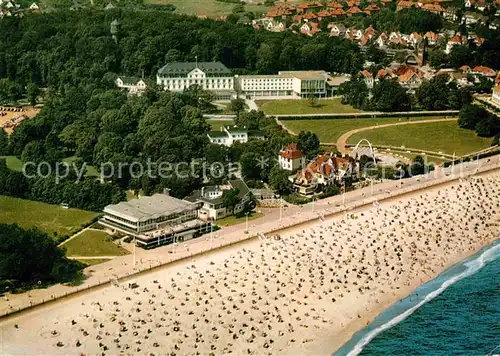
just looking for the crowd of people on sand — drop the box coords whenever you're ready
[3,174,499,355]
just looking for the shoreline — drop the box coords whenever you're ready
[331,237,500,355]
[0,172,498,355]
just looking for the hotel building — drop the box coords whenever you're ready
[99,193,211,249]
[157,62,234,100]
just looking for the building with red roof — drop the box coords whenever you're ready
[279,143,306,171]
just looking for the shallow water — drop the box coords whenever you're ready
[336,239,500,356]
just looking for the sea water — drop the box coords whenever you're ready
[336,239,500,356]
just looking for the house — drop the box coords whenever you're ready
[492,85,500,106]
[184,179,251,221]
[443,6,458,21]
[279,143,306,171]
[207,125,265,146]
[422,3,445,13]
[397,0,415,10]
[330,7,346,16]
[300,22,321,36]
[410,32,423,46]
[376,68,396,81]
[398,70,422,89]
[360,69,374,88]
[293,153,359,195]
[424,31,440,45]
[472,65,496,77]
[459,65,472,73]
[376,32,388,48]
[364,4,380,13]
[364,25,377,39]
[346,6,363,15]
[100,193,211,249]
[29,2,39,10]
[115,76,148,95]
[445,33,467,54]
[329,23,347,37]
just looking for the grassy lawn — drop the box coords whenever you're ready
[216,212,264,227]
[283,116,446,143]
[348,121,492,156]
[62,230,130,257]
[145,0,268,17]
[62,156,99,177]
[0,156,23,171]
[208,119,233,131]
[0,195,99,237]
[257,98,361,115]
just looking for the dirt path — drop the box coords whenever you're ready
[336,118,458,155]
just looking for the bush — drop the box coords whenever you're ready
[284,193,311,205]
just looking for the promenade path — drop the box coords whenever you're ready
[335,118,458,155]
[1,157,499,318]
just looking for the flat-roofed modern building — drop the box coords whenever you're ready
[157,61,234,100]
[235,70,342,99]
[99,193,211,249]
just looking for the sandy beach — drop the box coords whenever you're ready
[1,172,498,355]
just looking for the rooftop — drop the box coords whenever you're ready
[280,70,327,80]
[104,194,197,223]
[158,62,231,77]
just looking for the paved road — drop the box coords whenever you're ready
[1,156,499,318]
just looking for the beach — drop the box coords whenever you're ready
[1,172,498,355]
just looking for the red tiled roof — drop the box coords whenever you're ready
[328,2,343,8]
[346,6,362,14]
[280,143,304,159]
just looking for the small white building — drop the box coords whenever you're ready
[278,143,306,171]
[492,85,500,107]
[207,126,265,147]
[116,76,147,95]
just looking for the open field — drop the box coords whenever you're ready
[62,230,130,257]
[0,155,23,171]
[0,195,99,237]
[282,116,446,143]
[348,121,493,156]
[145,0,268,17]
[207,119,233,131]
[257,98,361,115]
[216,212,264,227]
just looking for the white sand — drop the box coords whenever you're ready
[1,173,498,355]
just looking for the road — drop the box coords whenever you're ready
[1,156,499,318]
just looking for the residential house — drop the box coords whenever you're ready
[459,65,472,73]
[424,31,440,45]
[329,23,347,37]
[397,1,415,10]
[300,21,321,36]
[410,32,423,46]
[279,143,306,171]
[376,32,388,48]
[29,2,39,10]
[472,65,496,78]
[116,76,148,95]
[184,179,252,221]
[293,153,359,195]
[398,70,422,90]
[360,69,374,88]
[422,3,445,14]
[346,6,363,15]
[445,33,467,54]
[207,125,265,146]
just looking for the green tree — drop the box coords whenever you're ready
[26,83,40,106]
[230,98,245,118]
[297,131,320,160]
[371,79,411,112]
[0,129,8,155]
[458,104,488,130]
[269,165,293,196]
[222,188,241,215]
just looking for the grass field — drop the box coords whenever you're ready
[283,117,446,143]
[216,212,264,227]
[145,0,268,17]
[348,121,492,156]
[63,230,130,257]
[0,195,99,237]
[0,156,23,171]
[257,98,361,115]
[208,119,234,131]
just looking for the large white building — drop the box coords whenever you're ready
[157,62,234,100]
[235,70,338,99]
[207,125,265,146]
[278,143,306,171]
[99,193,211,249]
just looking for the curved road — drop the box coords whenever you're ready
[336,118,458,155]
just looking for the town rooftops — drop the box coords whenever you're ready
[473,65,496,76]
[280,143,304,159]
[104,194,197,223]
[158,62,231,77]
[493,85,500,93]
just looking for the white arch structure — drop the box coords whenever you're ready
[352,139,377,165]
